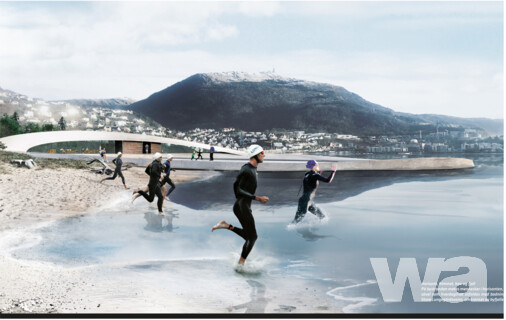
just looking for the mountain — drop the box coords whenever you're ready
[93,73,498,136]
[57,98,137,109]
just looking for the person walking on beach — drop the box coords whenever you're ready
[211,145,269,266]
[191,149,196,160]
[209,144,215,161]
[161,154,176,201]
[134,152,164,215]
[292,160,337,223]
[197,148,204,160]
[101,152,128,189]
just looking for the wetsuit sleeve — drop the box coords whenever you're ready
[112,158,117,166]
[315,171,335,183]
[234,169,256,200]
[151,162,162,179]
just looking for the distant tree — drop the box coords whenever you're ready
[42,123,56,131]
[58,117,66,130]
[11,112,19,123]
[0,114,21,137]
[24,122,41,133]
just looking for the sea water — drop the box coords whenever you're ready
[6,154,503,314]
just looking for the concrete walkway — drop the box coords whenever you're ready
[27,152,475,171]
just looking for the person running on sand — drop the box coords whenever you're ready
[191,149,196,160]
[133,153,164,215]
[101,152,128,189]
[211,145,269,266]
[292,160,337,223]
[161,154,176,201]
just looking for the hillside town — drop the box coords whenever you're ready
[0,88,164,135]
[168,127,504,155]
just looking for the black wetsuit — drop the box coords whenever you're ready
[138,160,164,212]
[160,160,176,197]
[293,170,335,223]
[105,156,125,185]
[230,163,259,260]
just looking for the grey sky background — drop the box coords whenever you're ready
[0,1,503,119]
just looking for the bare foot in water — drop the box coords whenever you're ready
[212,220,229,232]
[132,188,140,195]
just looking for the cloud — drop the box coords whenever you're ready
[0,2,502,119]
[237,1,281,17]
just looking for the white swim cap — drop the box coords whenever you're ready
[117,152,122,155]
[166,154,173,159]
[247,144,264,158]
[153,152,162,159]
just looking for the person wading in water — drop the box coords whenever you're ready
[292,160,337,223]
[211,145,269,266]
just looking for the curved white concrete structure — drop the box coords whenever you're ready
[0,130,245,155]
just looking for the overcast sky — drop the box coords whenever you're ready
[0,1,503,119]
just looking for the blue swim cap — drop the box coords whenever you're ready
[306,160,318,169]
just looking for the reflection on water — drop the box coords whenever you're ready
[173,168,484,210]
[5,154,503,314]
[228,280,268,313]
[144,210,179,232]
[295,227,333,242]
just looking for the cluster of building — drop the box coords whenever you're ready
[169,127,503,154]
[168,128,361,151]
[72,107,165,136]
[364,129,503,154]
[0,90,164,135]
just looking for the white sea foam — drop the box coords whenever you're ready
[229,252,277,276]
[326,280,377,313]
[285,212,329,231]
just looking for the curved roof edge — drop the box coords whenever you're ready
[0,130,245,155]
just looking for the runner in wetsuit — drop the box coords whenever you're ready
[137,152,164,214]
[160,154,176,201]
[292,160,337,223]
[101,152,128,189]
[211,145,269,266]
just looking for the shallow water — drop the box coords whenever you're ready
[7,155,504,314]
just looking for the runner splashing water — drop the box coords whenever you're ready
[293,160,337,223]
[211,145,269,266]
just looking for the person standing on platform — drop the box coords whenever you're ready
[210,144,215,161]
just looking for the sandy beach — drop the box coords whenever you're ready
[0,163,214,232]
[0,161,222,314]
